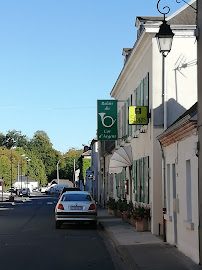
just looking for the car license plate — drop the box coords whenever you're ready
[71,206,82,210]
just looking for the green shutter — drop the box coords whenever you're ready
[141,80,144,106]
[116,174,119,197]
[127,98,129,137]
[134,89,137,132]
[121,106,124,138]
[145,73,149,107]
[121,169,124,198]
[134,160,137,201]
[138,84,141,105]
[142,157,145,203]
[137,159,140,202]
[145,156,149,203]
[138,84,141,130]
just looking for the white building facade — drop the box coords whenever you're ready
[157,103,199,263]
[109,4,197,235]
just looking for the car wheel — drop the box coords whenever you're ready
[56,221,61,229]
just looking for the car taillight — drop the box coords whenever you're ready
[57,203,64,210]
[88,204,96,210]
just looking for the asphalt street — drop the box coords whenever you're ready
[0,193,124,270]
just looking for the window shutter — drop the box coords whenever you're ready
[137,159,140,202]
[145,156,150,203]
[138,84,141,106]
[133,160,137,201]
[145,73,149,107]
[141,157,145,202]
[121,106,124,138]
[122,169,125,198]
[134,89,137,132]
[141,80,144,106]
[116,174,119,197]
[127,99,129,137]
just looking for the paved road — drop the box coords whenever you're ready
[0,194,124,270]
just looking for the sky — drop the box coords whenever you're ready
[0,0,186,153]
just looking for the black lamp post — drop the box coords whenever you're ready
[156,0,175,243]
[155,0,174,57]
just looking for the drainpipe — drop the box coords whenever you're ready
[159,141,166,242]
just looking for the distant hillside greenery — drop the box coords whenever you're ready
[0,130,83,188]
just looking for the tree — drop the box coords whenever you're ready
[59,148,83,181]
[29,131,62,182]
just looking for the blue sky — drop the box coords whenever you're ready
[0,0,185,153]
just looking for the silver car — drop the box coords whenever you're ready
[55,191,97,229]
[22,188,30,197]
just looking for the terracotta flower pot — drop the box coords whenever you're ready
[130,217,136,227]
[115,209,122,218]
[122,211,129,223]
[136,218,148,232]
[108,208,115,215]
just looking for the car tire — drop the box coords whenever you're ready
[56,221,61,229]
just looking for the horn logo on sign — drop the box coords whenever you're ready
[98,113,116,128]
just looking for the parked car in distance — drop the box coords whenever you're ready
[46,184,68,195]
[55,191,97,229]
[22,188,30,197]
[32,187,41,192]
[17,189,23,197]
[59,187,81,198]
[40,186,48,193]
[7,187,17,194]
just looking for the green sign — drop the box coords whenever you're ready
[97,100,117,141]
[129,106,148,125]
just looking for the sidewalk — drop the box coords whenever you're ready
[97,208,202,270]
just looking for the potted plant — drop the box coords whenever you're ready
[125,201,135,225]
[131,205,151,231]
[115,198,127,218]
[106,198,117,215]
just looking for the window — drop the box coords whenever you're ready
[130,72,149,134]
[133,156,149,203]
[62,193,92,202]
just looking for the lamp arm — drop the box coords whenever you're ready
[157,0,171,19]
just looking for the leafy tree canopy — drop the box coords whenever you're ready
[0,130,83,187]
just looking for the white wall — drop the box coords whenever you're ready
[164,134,199,263]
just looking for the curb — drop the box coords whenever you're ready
[98,220,134,270]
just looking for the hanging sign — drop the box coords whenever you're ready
[97,100,117,141]
[129,106,148,125]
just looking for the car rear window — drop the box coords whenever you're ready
[61,193,92,202]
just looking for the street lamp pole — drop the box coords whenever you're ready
[156,0,175,242]
[26,158,31,189]
[20,154,25,189]
[57,159,61,185]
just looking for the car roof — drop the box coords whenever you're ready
[62,191,90,195]
[62,187,80,191]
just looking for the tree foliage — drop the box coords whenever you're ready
[58,148,83,181]
[0,130,83,188]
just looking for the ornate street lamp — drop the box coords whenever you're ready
[155,0,175,243]
[155,0,174,57]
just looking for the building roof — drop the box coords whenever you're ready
[157,102,197,147]
[168,0,196,25]
[110,1,196,97]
